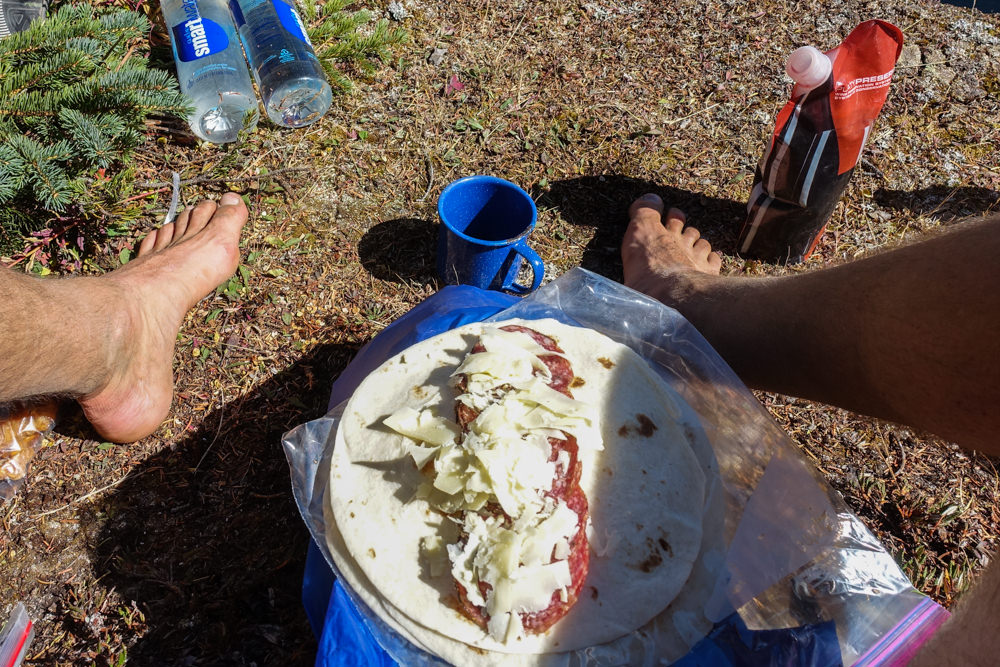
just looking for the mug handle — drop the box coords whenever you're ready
[501,243,544,295]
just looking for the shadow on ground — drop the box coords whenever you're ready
[354,177,748,288]
[80,342,361,665]
[539,175,746,279]
[873,184,1000,223]
[358,217,438,284]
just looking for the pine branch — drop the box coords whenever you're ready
[0,146,27,204]
[6,135,74,210]
[308,7,408,94]
[57,109,118,168]
[0,1,189,234]
[4,51,95,96]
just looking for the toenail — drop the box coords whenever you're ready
[221,192,242,206]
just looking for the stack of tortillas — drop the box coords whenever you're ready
[324,318,725,665]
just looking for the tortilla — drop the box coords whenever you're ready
[328,318,707,656]
[325,361,727,666]
[371,452,724,666]
[323,471,724,666]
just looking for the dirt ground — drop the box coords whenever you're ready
[2,0,1000,664]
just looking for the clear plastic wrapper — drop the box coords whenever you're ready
[283,268,948,665]
[0,602,34,667]
[0,400,57,500]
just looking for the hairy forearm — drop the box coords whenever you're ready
[910,555,1000,666]
[662,217,1000,454]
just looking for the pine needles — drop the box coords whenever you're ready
[300,0,408,94]
[0,2,189,243]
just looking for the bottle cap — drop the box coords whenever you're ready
[786,46,832,89]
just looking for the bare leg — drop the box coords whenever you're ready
[908,553,1000,666]
[0,193,248,442]
[621,193,1000,456]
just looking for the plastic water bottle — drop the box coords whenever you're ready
[230,0,332,128]
[160,0,259,143]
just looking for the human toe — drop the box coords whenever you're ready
[220,192,243,208]
[664,207,687,234]
[691,238,723,273]
[707,250,722,272]
[151,222,176,252]
[207,194,249,236]
[137,230,158,256]
[681,225,701,244]
[183,199,219,237]
[628,193,664,219]
[170,207,189,240]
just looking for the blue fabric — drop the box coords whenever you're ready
[303,285,844,666]
[674,613,843,667]
[316,579,399,667]
[303,540,335,636]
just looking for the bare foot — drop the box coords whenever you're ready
[78,193,248,442]
[621,193,721,302]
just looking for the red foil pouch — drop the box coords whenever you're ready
[737,20,904,264]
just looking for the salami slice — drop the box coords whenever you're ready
[451,325,591,635]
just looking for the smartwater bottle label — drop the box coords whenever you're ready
[272,0,313,47]
[172,5,230,62]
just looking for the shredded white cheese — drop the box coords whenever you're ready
[381,325,603,641]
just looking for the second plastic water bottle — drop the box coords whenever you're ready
[161,0,258,143]
[230,0,332,128]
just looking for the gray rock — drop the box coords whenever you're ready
[944,39,972,60]
[923,48,956,87]
[923,46,946,65]
[896,43,921,71]
[931,66,957,88]
[951,72,986,102]
[387,1,409,21]
[428,47,447,66]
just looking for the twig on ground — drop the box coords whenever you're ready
[137,167,312,189]
[417,153,434,202]
[32,470,144,520]
[665,102,722,126]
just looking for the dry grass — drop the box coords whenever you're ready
[2,0,1000,663]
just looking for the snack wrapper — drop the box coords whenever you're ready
[0,401,57,500]
[283,268,948,665]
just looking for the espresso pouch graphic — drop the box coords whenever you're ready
[738,20,904,264]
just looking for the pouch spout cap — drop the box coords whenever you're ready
[786,45,832,89]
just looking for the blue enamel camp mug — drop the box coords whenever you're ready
[436,176,544,294]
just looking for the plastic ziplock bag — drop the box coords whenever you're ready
[0,602,34,667]
[283,268,948,665]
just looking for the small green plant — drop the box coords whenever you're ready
[0,2,190,255]
[300,0,408,93]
